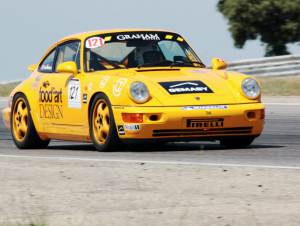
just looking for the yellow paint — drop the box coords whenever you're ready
[104,36,112,42]
[165,34,173,40]
[177,37,184,42]
[2,29,264,143]
[212,57,228,70]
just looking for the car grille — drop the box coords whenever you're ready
[152,127,253,137]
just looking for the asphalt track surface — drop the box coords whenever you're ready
[1,97,300,169]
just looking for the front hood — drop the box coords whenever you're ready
[129,68,246,106]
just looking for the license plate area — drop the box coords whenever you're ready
[186,118,224,128]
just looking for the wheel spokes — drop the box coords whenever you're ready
[17,102,23,113]
[103,106,109,118]
[13,99,28,141]
[19,120,27,134]
[93,100,110,144]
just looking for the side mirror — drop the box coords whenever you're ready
[56,61,78,75]
[28,64,38,72]
[211,58,227,70]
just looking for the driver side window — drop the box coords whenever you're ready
[55,41,81,72]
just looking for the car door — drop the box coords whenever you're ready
[36,40,86,136]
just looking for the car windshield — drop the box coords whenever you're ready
[84,31,205,72]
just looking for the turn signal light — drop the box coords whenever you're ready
[122,113,143,123]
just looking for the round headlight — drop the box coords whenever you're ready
[242,78,261,99]
[130,82,150,103]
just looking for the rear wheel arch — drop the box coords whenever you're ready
[12,92,30,109]
[10,93,50,149]
[12,91,40,131]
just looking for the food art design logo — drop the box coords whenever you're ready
[159,81,213,94]
[39,87,63,119]
[116,33,160,41]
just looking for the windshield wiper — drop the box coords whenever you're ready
[137,60,205,69]
[137,60,173,68]
[170,61,204,68]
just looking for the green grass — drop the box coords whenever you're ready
[0,82,21,96]
[0,76,300,96]
[259,76,300,96]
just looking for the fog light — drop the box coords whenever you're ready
[149,114,159,121]
[122,113,143,123]
[246,111,256,119]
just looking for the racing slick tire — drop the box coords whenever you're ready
[11,93,50,149]
[220,136,256,149]
[89,93,121,151]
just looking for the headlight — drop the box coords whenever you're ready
[241,78,261,99]
[130,81,150,103]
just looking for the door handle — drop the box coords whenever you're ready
[42,81,50,88]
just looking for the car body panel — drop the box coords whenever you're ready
[2,29,265,143]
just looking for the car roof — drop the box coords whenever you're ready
[60,28,176,42]
[39,28,180,64]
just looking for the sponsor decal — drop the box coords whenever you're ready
[99,76,110,89]
[117,125,125,135]
[83,94,88,104]
[182,105,228,110]
[113,78,127,97]
[104,36,112,42]
[124,124,140,132]
[177,37,184,42]
[165,34,173,40]
[116,33,160,41]
[159,81,213,94]
[39,87,62,103]
[88,82,93,92]
[186,118,224,128]
[68,79,81,108]
[40,64,52,71]
[39,87,63,119]
[86,37,105,49]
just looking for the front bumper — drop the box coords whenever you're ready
[112,103,265,140]
[2,107,11,129]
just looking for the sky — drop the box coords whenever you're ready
[0,0,300,81]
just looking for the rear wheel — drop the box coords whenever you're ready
[89,93,121,151]
[11,93,50,149]
[220,136,256,149]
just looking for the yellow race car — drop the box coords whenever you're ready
[2,29,264,151]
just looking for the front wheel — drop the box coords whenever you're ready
[11,93,50,149]
[220,136,256,149]
[89,93,121,151]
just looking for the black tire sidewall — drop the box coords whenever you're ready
[89,93,120,151]
[11,93,49,149]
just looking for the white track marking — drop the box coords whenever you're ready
[0,154,300,170]
[264,103,300,106]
